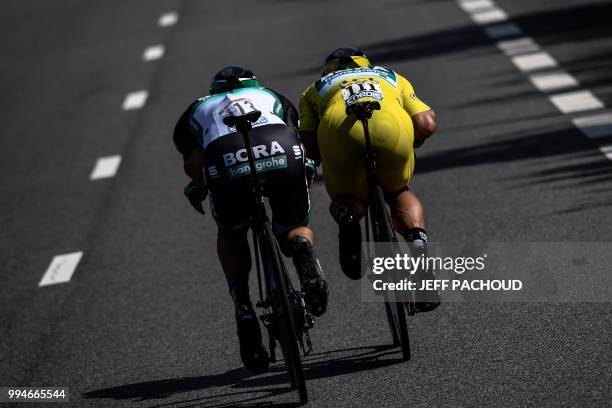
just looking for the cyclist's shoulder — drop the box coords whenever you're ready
[301,81,318,98]
[192,88,266,109]
[380,68,413,90]
[218,86,282,103]
[371,65,396,76]
[191,95,214,109]
[256,86,285,101]
[177,98,203,124]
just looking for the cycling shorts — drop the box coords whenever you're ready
[203,124,310,230]
[317,101,415,201]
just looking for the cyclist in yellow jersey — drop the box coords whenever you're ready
[299,47,439,312]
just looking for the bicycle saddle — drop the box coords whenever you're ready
[223,110,262,128]
[345,101,381,120]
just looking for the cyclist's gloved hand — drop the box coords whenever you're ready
[305,158,317,189]
[184,181,208,215]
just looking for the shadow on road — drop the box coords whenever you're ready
[286,0,612,104]
[417,125,612,198]
[82,344,400,407]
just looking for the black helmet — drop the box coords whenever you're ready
[321,47,371,76]
[209,65,261,95]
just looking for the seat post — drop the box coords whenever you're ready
[345,101,381,193]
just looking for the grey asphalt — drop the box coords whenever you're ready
[0,0,610,407]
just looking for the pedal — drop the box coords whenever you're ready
[256,300,269,308]
[303,312,315,330]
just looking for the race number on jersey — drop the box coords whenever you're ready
[341,79,383,105]
[315,66,397,97]
[189,88,285,149]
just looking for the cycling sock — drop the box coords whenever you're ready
[404,227,428,257]
[404,228,440,312]
[404,228,431,278]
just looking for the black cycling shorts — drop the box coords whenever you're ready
[203,124,310,230]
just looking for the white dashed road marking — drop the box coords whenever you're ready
[458,0,495,13]
[471,8,508,24]
[143,45,165,61]
[528,71,578,92]
[90,155,122,180]
[458,0,610,164]
[511,52,558,72]
[599,145,612,161]
[39,252,83,287]
[572,113,612,139]
[158,12,178,27]
[122,90,148,110]
[549,91,604,114]
[497,37,540,56]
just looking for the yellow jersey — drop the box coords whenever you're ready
[298,66,431,200]
[299,66,430,132]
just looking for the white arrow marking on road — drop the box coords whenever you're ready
[39,252,83,287]
[572,113,612,138]
[549,91,604,114]
[158,12,178,27]
[528,71,578,92]
[143,45,165,61]
[122,90,148,110]
[511,52,558,72]
[90,155,122,180]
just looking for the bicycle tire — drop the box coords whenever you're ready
[261,221,308,405]
[372,185,411,361]
[384,300,400,346]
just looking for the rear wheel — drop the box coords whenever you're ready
[384,301,400,346]
[372,186,411,361]
[262,222,308,405]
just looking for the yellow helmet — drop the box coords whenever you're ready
[321,47,371,76]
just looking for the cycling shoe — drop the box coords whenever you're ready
[338,219,363,280]
[415,288,441,313]
[235,304,269,374]
[301,278,329,317]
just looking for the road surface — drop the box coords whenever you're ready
[1,0,610,406]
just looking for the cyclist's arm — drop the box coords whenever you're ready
[412,109,436,144]
[267,89,299,129]
[396,74,437,144]
[173,100,205,184]
[298,86,321,164]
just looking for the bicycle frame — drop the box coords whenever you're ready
[231,116,284,319]
[346,101,413,360]
[227,112,310,404]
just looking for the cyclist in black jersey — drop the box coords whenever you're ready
[173,66,328,374]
